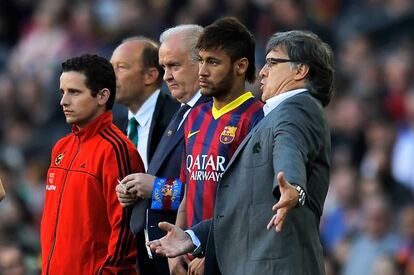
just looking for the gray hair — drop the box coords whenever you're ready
[265,30,334,107]
[160,24,203,62]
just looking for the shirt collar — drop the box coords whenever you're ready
[263,88,307,116]
[128,89,160,126]
[185,90,202,108]
[212,91,254,120]
[73,111,112,142]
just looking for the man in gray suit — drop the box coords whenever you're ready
[148,30,334,275]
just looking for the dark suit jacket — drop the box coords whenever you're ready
[192,92,330,275]
[131,95,209,275]
[117,90,180,164]
[147,91,180,164]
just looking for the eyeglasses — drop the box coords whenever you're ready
[264,58,296,68]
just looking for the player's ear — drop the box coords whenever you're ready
[144,68,159,86]
[293,63,309,81]
[235,57,248,77]
[97,88,110,106]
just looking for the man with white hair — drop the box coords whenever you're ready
[116,25,206,275]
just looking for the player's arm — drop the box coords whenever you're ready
[98,148,144,274]
[268,100,322,232]
[175,193,187,228]
[168,147,189,274]
[175,152,188,229]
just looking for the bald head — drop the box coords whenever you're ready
[110,37,163,113]
[115,37,163,85]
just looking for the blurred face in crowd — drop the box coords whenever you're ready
[198,49,235,99]
[159,36,199,103]
[259,46,306,102]
[110,41,147,112]
[363,197,391,239]
[400,205,414,239]
[59,71,108,129]
[0,246,26,275]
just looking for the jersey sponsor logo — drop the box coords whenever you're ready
[220,126,237,144]
[46,184,57,191]
[187,130,200,138]
[47,172,56,191]
[186,154,226,181]
[55,153,64,165]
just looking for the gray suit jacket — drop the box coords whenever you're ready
[193,92,330,275]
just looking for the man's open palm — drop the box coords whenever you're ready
[147,222,195,258]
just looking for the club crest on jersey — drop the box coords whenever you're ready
[161,184,173,197]
[220,126,237,144]
[55,153,64,165]
[48,172,55,184]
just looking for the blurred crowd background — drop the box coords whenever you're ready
[0,0,413,274]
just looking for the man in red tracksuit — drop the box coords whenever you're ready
[41,54,144,274]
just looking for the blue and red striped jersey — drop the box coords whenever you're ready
[181,92,263,227]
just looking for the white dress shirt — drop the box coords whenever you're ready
[128,89,160,170]
[263,88,307,116]
[177,90,202,130]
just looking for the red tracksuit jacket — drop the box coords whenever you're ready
[41,112,143,275]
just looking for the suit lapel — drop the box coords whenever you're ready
[224,92,303,172]
[147,95,210,175]
[147,126,184,174]
[225,118,265,172]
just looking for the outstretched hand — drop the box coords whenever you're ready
[147,222,195,258]
[267,172,299,232]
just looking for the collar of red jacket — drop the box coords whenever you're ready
[72,111,113,142]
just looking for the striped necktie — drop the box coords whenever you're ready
[127,117,139,147]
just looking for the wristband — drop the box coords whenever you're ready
[151,178,182,210]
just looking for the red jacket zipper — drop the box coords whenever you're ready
[46,136,81,275]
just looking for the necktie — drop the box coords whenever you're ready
[166,104,191,136]
[128,117,139,147]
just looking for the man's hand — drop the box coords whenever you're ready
[120,173,155,199]
[168,256,189,275]
[147,222,195,258]
[267,172,299,232]
[115,181,137,207]
[188,257,205,275]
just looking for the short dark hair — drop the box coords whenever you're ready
[266,31,334,106]
[196,17,256,83]
[123,37,164,87]
[61,54,116,110]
